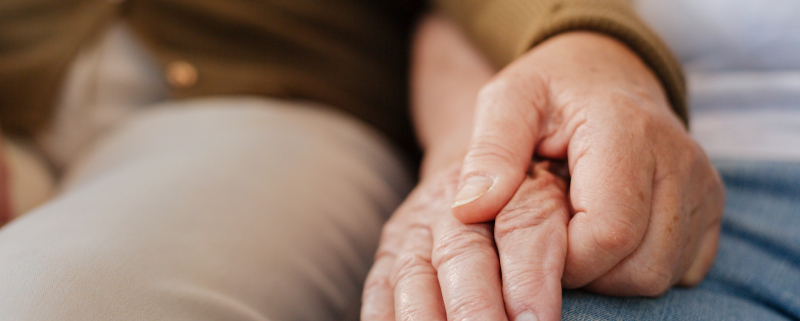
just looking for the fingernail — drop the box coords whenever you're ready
[452,175,493,208]
[516,311,538,321]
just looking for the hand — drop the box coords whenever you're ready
[361,162,571,321]
[451,31,725,298]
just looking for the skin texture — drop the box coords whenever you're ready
[361,162,569,321]
[362,13,725,321]
[450,25,725,295]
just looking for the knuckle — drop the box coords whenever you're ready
[378,220,402,246]
[561,268,586,289]
[495,193,564,239]
[374,247,396,262]
[608,95,666,139]
[627,110,658,137]
[392,252,436,285]
[495,205,547,240]
[376,222,411,255]
[653,128,702,180]
[678,266,708,288]
[633,265,674,296]
[593,216,640,255]
[431,226,494,270]
[671,140,702,175]
[363,273,392,296]
[504,267,556,297]
[446,293,496,320]
[465,138,520,168]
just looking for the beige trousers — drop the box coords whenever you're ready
[0,99,411,320]
[0,22,412,321]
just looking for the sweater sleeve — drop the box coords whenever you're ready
[431,0,688,126]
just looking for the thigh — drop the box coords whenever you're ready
[563,160,800,320]
[0,98,412,321]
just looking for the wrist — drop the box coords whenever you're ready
[420,139,468,181]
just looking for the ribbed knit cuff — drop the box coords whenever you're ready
[435,0,688,126]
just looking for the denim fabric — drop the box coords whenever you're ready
[563,160,800,320]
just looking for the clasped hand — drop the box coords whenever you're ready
[362,14,724,321]
[362,161,570,321]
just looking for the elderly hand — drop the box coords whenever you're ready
[361,161,571,321]
[451,31,725,313]
[382,12,725,320]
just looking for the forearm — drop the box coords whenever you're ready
[410,13,494,179]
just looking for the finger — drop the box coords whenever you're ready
[362,211,412,321]
[495,162,570,321]
[362,254,397,321]
[679,161,725,287]
[391,225,446,321]
[678,223,721,287]
[562,110,656,289]
[583,151,723,295]
[581,175,683,296]
[431,211,508,320]
[452,74,547,223]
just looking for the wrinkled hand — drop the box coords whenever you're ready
[362,162,571,321]
[451,30,725,305]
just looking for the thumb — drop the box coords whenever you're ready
[452,78,546,223]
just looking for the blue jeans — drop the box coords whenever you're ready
[563,160,800,320]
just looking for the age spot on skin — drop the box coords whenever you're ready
[667,215,679,234]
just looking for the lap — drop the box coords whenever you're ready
[9,99,796,320]
[563,160,800,320]
[0,98,412,321]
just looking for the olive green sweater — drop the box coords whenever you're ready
[0,0,684,153]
